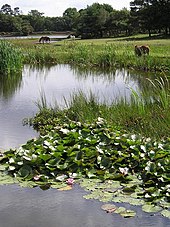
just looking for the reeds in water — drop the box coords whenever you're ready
[0,40,23,75]
[34,76,170,139]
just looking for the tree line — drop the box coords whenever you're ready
[0,1,169,38]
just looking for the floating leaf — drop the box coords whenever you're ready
[18,165,32,178]
[101,204,117,213]
[161,210,170,219]
[114,206,126,214]
[119,209,136,218]
[58,185,72,191]
[142,204,162,213]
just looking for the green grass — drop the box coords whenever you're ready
[10,34,170,72]
[0,40,23,75]
[30,75,170,139]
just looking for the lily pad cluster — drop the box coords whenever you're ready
[0,117,170,218]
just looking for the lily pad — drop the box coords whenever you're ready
[101,204,117,213]
[119,209,136,218]
[142,204,162,213]
[161,210,170,219]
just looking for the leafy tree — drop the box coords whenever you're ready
[0,4,13,15]
[63,8,79,31]
[77,3,110,38]
[28,10,45,31]
[106,9,131,37]
[13,7,21,16]
[130,0,170,36]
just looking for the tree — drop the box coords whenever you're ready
[28,10,45,31]
[77,3,110,38]
[106,9,131,37]
[63,8,79,31]
[0,4,13,15]
[13,7,21,16]
[130,0,170,36]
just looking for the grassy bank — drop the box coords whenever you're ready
[10,34,170,72]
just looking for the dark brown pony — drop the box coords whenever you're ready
[39,36,50,44]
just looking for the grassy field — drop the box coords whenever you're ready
[9,34,170,72]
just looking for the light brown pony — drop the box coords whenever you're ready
[140,45,150,55]
[135,45,150,56]
[39,36,50,44]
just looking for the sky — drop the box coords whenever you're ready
[0,0,131,17]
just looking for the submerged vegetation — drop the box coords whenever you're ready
[0,40,23,75]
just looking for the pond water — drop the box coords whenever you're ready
[0,64,149,150]
[0,64,169,227]
[0,184,169,227]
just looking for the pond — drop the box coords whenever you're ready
[0,64,169,227]
[0,64,149,150]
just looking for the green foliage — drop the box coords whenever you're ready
[0,40,23,75]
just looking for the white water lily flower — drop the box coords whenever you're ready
[56,175,67,181]
[44,140,51,147]
[9,158,15,164]
[60,128,70,134]
[49,145,55,151]
[32,154,38,160]
[140,145,146,152]
[131,134,136,140]
[71,129,76,133]
[158,143,163,149]
[140,153,145,158]
[8,166,15,171]
[96,146,104,154]
[23,156,31,161]
[97,156,102,164]
[119,167,129,175]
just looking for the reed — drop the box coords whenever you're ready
[33,76,170,139]
[0,40,23,75]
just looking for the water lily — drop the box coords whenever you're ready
[60,128,70,134]
[66,178,75,185]
[119,167,129,176]
[33,175,42,181]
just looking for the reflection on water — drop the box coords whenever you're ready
[0,184,169,227]
[0,64,159,150]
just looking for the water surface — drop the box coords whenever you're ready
[0,184,169,227]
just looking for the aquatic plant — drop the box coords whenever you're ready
[0,117,169,218]
[0,40,23,75]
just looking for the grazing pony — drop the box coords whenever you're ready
[135,45,150,56]
[140,45,150,55]
[39,36,50,44]
[68,34,75,40]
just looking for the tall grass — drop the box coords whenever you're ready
[10,38,170,72]
[0,40,23,75]
[33,76,170,139]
